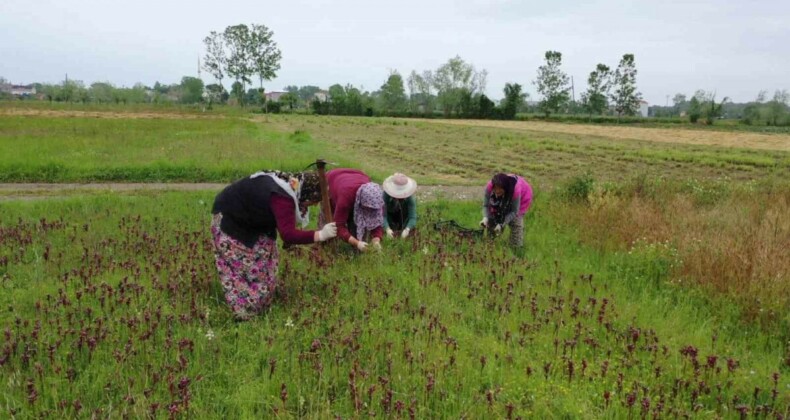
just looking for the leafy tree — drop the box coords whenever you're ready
[378,71,407,113]
[57,80,88,102]
[501,83,526,120]
[611,54,642,117]
[179,76,205,104]
[280,92,298,110]
[327,84,347,114]
[534,51,570,117]
[767,89,789,126]
[688,93,702,123]
[431,56,486,116]
[205,84,227,108]
[580,64,611,117]
[231,81,245,105]
[249,24,282,91]
[477,94,496,119]
[407,70,434,114]
[702,93,729,125]
[297,86,321,103]
[40,84,61,102]
[202,31,227,90]
[89,82,115,103]
[223,25,253,106]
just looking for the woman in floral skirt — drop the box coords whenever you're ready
[211,170,337,320]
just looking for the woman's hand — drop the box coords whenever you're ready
[314,222,337,242]
[400,228,410,238]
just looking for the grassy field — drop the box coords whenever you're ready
[0,104,788,417]
[0,193,787,418]
[1,108,789,185]
[0,113,354,182]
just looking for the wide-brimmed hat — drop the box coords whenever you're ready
[382,173,417,199]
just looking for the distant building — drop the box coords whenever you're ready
[313,90,329,102]
[265,91,287,102]
[1,84,37,96]
[639,100,649,117]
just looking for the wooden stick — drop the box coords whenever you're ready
[315,159,333,225]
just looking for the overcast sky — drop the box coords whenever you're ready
[1,0,788,104]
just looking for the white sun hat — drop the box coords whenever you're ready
[382,173,417,199]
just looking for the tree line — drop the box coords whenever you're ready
[290,51,644,121]
[0,76,214,105]
[649,90,790,127]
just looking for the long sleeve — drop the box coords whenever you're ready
[405,196,417,229]
[482,188,491,218]
[382,195,391,229]
[270,195,315,245]
[334,197,354,242]
[370,226,383,240]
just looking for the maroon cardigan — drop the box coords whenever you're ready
[327,168,383,242]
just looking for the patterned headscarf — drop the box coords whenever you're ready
[297,171,321,204]
[251,170,321,204]
[353,182,384,239]
[249,169,322,228]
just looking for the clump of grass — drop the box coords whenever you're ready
[562,172,595,203]
[289,130,312,143]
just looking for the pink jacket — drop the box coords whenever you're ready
[484,175,533,221]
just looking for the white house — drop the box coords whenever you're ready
[639,100,649,117]
[1,84,37,96]
[313,90,329,102]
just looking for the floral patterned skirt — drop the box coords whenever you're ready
[211,213,279,320]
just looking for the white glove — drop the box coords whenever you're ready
[372,241,382,251]
[480,217,488,228]
[316,222,337,242]
[400,228,410,238]
[386,228,394,238]
[494,224,502,234]
[356,241,369,252]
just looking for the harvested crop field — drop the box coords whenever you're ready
[413,118,790,152]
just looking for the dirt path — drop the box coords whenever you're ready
[409,118,790,152]
[0,183,480,202]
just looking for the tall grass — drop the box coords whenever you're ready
[552,176,790,333]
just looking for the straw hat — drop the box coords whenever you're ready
[382,173,417,199]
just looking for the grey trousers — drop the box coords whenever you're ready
[508,215,524,247]
[487,215,524,247]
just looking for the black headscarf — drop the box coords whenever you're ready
[492,173,516,204]
[488,173,516,223]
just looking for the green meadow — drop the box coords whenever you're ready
[0,105,788,417]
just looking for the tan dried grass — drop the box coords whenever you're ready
[414,119,790,152]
